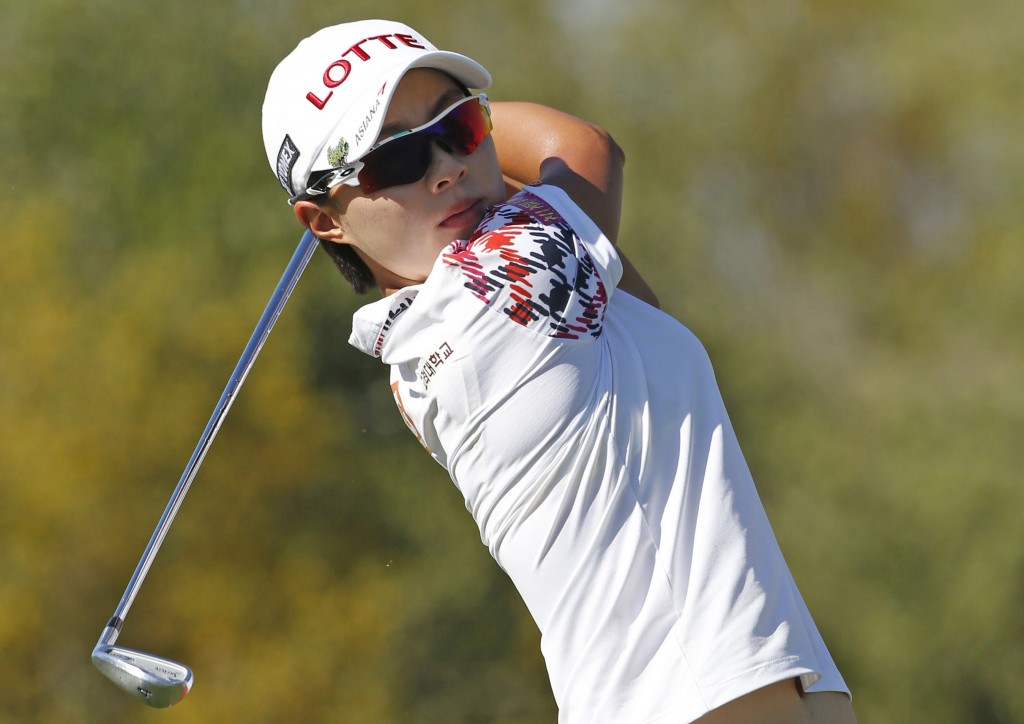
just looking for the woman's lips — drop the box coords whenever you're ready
[439,199,482,230]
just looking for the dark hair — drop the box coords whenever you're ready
[312,73,473,296]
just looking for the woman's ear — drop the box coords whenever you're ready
[293,199,349,244]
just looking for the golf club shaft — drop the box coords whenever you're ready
[98,230,319,647]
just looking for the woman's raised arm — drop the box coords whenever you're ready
[490,101,659,308]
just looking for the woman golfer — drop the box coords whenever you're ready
[262,19,855,723]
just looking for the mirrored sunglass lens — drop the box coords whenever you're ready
[441,101,491,154]
[358,97,491,192]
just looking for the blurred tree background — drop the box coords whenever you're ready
[1,0,1021,721]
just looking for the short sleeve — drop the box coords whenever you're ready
[440,184,622,340]
[523,183,623,293]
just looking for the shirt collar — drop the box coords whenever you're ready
[348,286,421,358]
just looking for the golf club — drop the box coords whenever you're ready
[92,229,319,707]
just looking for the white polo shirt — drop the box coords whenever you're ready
[349,184,849,722]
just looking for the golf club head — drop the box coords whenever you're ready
[92,644,193,708]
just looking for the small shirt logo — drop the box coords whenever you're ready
[418,341,455,388]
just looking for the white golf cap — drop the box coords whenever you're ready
[262,19,491,197]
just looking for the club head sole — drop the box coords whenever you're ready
[92,645,194,708]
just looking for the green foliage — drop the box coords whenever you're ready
[1,0,1021,721]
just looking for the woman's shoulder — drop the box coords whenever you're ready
[475,184,574,238]
[435,185,613,339]
[442,186,586,296]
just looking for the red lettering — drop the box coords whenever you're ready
[369,34,398,49]
[306,90,332,110]
[395,33,425,49]
[345,39,371,61]
[323,59,351,87]
[305,34,424,110]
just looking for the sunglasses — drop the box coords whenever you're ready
[294,94,492,201]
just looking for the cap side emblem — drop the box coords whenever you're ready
[327,138,350,168]
[275,135,300,193]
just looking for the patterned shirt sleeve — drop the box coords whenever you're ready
[441,189,611,340]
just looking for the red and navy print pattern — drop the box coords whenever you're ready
[442,192,609,340]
